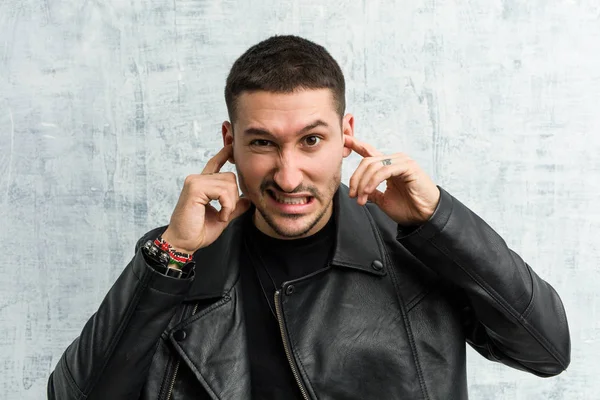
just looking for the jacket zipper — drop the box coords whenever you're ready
[274,290,310,400]
[166,303,199,400]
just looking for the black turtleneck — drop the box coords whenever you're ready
[240,211,336,399]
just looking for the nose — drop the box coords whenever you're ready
[273,152,303,193]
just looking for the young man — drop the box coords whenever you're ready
[48,35,570,400]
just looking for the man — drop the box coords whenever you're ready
[48,35,570,400]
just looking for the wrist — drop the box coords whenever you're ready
[153,233,194,268]
[140,239,194,279]
[161,230,196,254]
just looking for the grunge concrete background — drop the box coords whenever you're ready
[1,0,599,399]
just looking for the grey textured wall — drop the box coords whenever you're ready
[1,0,598,399]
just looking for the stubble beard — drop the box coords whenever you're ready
[237,166,342,239]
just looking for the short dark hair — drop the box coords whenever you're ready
[225,35,346,124]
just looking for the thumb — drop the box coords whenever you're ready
[229,197,252,221]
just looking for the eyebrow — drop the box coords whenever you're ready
[243,119,331,137]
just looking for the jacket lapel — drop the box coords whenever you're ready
[331,184,387,275]
[170,214,251,399]
[169,286,250,399]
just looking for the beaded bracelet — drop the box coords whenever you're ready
[154,235,193,268]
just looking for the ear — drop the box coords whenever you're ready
[222,121,235,164]
[342,113,355,158]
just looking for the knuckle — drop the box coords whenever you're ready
[222,172,237,182]
[357,158,370,168]
[183,174,199,190]
[222,186,236,199]
[183,174,196,186]
[216,184,229,195]
[366,161,379,173]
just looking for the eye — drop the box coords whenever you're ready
[250,139,274,147]
[303,135,321,147]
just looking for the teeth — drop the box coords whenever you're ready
[273,193,309,205]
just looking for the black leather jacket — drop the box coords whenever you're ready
[48,185,570,400]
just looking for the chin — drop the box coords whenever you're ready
[259,209,326,239]
[268,214,316,238]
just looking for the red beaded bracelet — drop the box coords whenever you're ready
[154,235,193,267]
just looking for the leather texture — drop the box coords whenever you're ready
[48,184,571,400]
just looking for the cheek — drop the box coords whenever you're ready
[312,147,343,174]
[236,155,272,186]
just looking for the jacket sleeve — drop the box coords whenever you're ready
[47,229,195,399]
[397,186,571,377]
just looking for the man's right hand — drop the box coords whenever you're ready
[160,145,251,254]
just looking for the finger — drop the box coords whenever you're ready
[217,192,235,223]
[364,160,413,200]
[201,145,234,175]
[349,153,396,198]
[221,174,242,221]
[217,175,245,222]
[218,182,240,222]
[192,181,236,221]
[183,172,237,205]
[349,157,379,198]
[344,136,383,158]
[229,197,252,221]
[356,158,392,202]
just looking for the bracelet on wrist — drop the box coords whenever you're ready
[154,235,194,266]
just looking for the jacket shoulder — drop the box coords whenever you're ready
[364,202,398,240]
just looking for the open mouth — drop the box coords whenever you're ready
[267,189,314,205]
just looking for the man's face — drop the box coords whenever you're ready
[223,88,354,239]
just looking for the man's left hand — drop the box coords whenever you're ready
[345,136,441,226]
